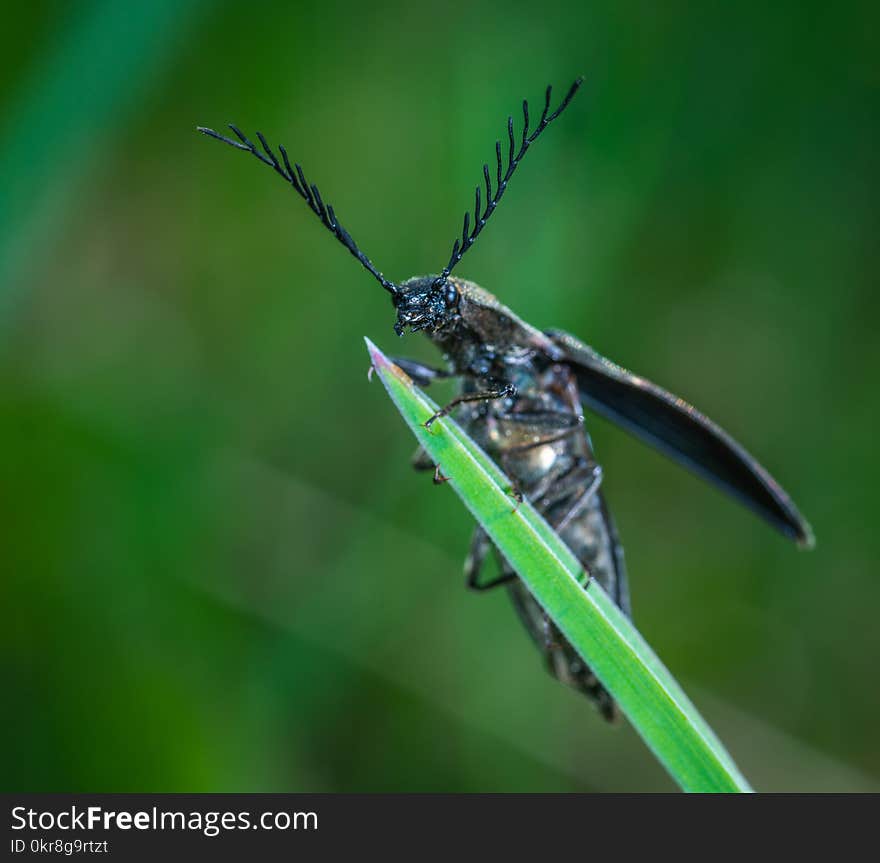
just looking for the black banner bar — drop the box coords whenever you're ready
[2,793,869,860]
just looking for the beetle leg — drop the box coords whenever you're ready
[411,448,450,484]
[542,612,562,650]
[496,409,583,456]
[497,409,582,434]
[410,445,435,472]
[424,384,516,428]
[464,526,517,591]
[525,455,604,521]
[508,477,524,513]
[554,463,603,534]
[388,356,456,387]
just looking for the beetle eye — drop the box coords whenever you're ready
[444,285,459,307]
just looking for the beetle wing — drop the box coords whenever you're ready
[546,329,814,548]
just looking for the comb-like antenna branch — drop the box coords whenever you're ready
[197,125,397,295]
[434,77,584,285]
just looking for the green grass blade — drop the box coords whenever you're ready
[366,338,752,793]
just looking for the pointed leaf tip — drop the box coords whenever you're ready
[364,337,413,386]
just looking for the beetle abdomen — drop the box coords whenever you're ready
[460,362,631,720]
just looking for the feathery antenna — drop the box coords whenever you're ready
[434,78,584,286]
[197,125,397,295]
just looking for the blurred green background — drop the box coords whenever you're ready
[2,0,877,792]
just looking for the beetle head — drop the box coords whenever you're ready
[392,276,460,336]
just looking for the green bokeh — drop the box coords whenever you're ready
[2,0,877,792]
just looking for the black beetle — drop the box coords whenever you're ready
[199,79,812,719]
